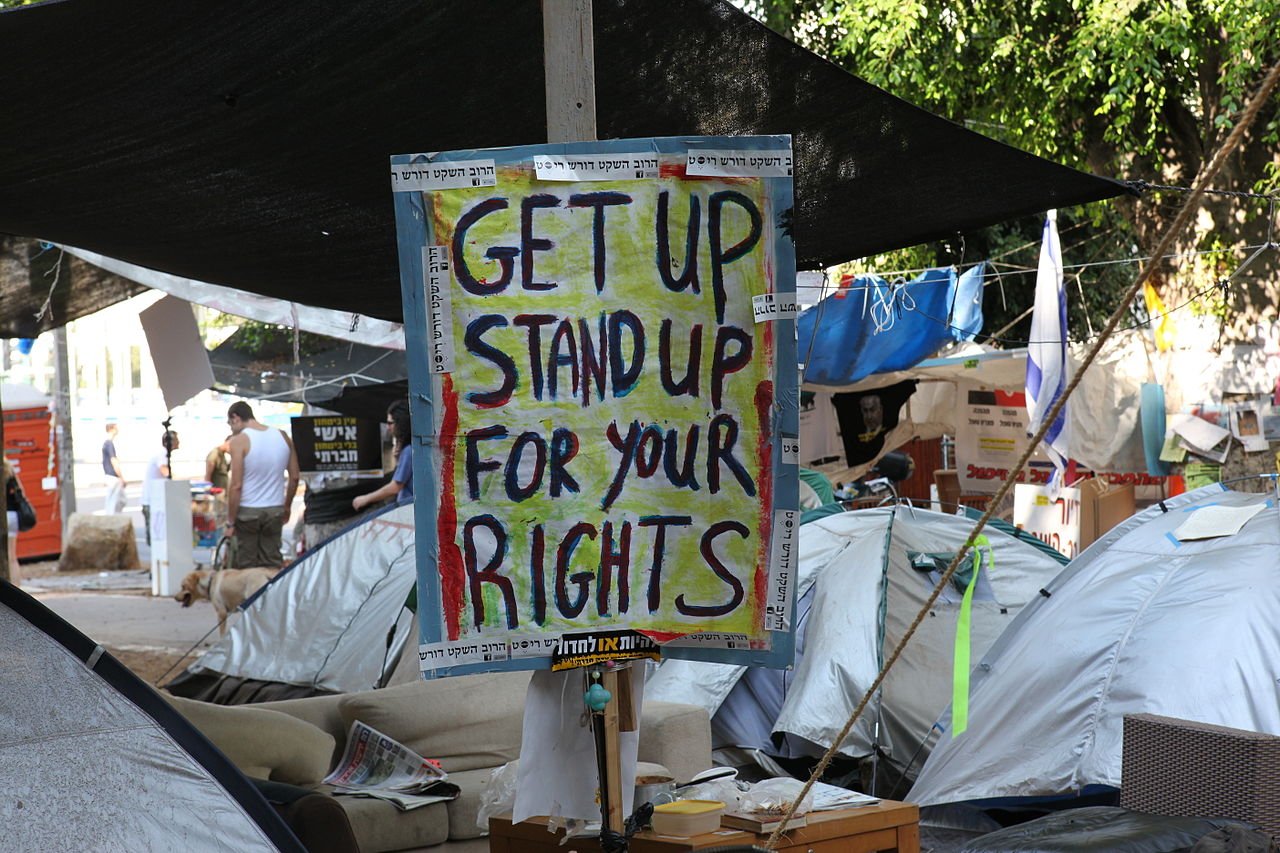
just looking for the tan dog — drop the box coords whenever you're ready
[174,568,280,635]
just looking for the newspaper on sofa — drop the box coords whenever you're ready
[323,720,460,811]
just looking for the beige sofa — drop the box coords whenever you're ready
[166,670,712,853]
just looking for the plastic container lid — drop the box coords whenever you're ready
[653,800,723,815]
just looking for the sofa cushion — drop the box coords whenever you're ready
[331,794,449,853]
[637,701,712,787]
[165,693,335,786]
[253,692,349,770]
[337,671,530,773]
[443,767,495,841]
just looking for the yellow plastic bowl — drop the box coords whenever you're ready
[650,799,724,836]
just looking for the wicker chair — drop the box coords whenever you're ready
[1121,713,1280,837]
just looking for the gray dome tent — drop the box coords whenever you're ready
[167,502,419,703]
[647,505,1068,780]
[911,484,1280,806]
[0,580,304,851]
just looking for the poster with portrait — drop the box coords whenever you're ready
[391,136,799,676]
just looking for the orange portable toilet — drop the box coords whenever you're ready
[2,384,60,560]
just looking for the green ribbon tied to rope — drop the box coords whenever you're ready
[951,534,990,737]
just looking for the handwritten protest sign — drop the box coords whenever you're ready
[392,136,798,674]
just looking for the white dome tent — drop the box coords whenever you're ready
[167,502,419,703]
[648,505,1068,782]
[911,484,1280,806]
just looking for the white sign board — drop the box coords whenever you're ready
[139,296,216,412]
[149,478,194,596]
[954,386,1053,493]
[1013,483,1083,559]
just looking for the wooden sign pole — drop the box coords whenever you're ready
[542,0,597,146]
[587,664,639,834]
[542,0,627,835]
[599,668,624,831]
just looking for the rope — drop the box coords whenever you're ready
[944,280,1226,347]
[33,247,64,325]
[152,621,225,686]
[764,55,1280,850]
[1125,180,1279,201]
[792,243,1271,291]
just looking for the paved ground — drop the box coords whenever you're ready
[33,588,224,654]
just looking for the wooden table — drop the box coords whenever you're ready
[489,800,920,853]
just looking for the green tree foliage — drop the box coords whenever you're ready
[768,1,1278,174]
[751,0,1280,339]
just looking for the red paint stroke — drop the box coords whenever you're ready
[753,379,774,631]
[639,629,688,643]
[438,377,465,641]
[657,163,756,184]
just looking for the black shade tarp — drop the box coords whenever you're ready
[0,0,1129,334]
[0,237,148,338]
[209,328,407,419]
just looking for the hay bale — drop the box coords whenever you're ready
[60,513,140,572]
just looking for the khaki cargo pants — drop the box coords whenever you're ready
[232,505,284,568]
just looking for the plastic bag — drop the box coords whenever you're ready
[676,778,745,812]
[736,777,815,816]
[479,762,599,840]
[476,760,520,831]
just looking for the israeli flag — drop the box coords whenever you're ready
[1025,210,1070,481]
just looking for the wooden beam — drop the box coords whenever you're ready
[541,0,597,144]
[599,668,624,831]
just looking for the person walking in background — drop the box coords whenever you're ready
[4,457,25,585]
[140,430,178,546]
[205,435,232,490]
[102,423,127,513]
[353,399,414,512]
[225,401,299,568]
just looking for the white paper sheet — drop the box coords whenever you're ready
[1174,504,1267,541]
[1232,403,1269,452]
[390,158,496,191]
[512,667,643,824]
[1169,413,1231,455]
[139,295,216,411]
[807,781,879,811]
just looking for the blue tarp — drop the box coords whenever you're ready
[798,264,985,386]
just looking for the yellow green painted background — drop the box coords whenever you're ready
[429,161,776,639]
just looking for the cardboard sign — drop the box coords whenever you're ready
[956,386,1168,499]
[1013,478,1135,558]
[291,416,382,473]
[392,135,798,673]
[139,296,216,412]
[955,387,1054,492]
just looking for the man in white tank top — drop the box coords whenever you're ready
[225,400,300,568]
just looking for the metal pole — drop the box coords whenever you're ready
[52,326,76,530]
